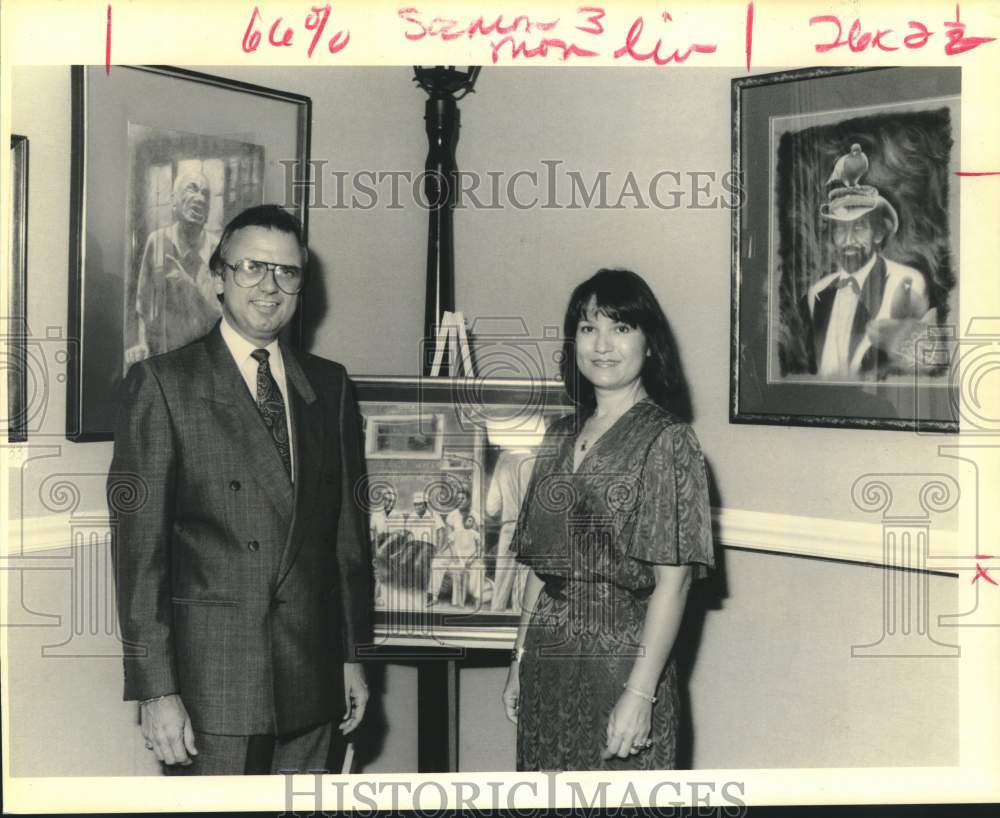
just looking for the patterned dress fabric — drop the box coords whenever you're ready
[251,349,292,479]
[513,398,714,771]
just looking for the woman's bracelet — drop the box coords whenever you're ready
[622,683,657,704]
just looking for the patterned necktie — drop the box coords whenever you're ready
[250,349,292,479]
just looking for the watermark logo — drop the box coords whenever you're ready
[280,158,745,212]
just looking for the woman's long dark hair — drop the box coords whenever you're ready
[559,268,685,417]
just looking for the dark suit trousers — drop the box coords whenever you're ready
[162,722,347,775]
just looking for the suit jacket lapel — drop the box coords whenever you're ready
[812,285,836,363]
[275,343,324,587]
[201,326,294,522]
[849,256,887,362]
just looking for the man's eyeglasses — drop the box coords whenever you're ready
[220,259,304,294]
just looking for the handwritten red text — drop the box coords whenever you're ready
[398,6,606,63]
[242,4,350,57]
[810,5,995,56]
[614,11,717,65]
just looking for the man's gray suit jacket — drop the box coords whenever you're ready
[108,324,372,736]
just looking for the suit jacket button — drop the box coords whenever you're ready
[230,480,241,491]
[247,540,260,552]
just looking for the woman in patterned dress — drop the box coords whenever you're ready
[501,268,715,771]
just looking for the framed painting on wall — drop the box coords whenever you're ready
[356,376,575,649]
[731,66,960,432]
[67,65,311,440]
[6,135,28,442]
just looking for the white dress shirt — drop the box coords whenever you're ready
[219,316,295,475]
[815,253,878,380]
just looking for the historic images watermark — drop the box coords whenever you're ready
[848,317,1000,655]
[279,159,745,212]
[281,770,748,815]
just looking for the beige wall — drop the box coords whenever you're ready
[8,65,959,776]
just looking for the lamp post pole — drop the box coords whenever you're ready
[414,66,480,375]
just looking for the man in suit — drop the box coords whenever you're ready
[797,182,932,380]
[109,205,372,775]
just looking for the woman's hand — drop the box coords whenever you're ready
[501,663,520,725]
[601,690,653,760]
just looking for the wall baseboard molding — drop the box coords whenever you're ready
[7,507,961,569]
[713,507,959,568]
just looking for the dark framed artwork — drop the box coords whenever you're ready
[356,376,574,649]
[67,66,311,440]
[7,135,28,442]
[731,67,960,432]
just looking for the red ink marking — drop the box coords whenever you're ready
[398,7,427,40]
[242,6,263,52]
[268,16,294,47]
[105,4,112,75]
[328,28,350,53]
[871,27,898,50]
[305,4,330,57]
[431,16,462,40]
[306,4,349,58]
[944,4,996,55]
[614,15,717,65]
[811,15,845,52]
[955,171,1000,176]
[469,14,558,37]
[745,1,754,70]
[972,555,997,586]
[904,20,933,49]
[491,35,597,63]
[576,6,605,36]
[243,4,349,58]
[399,8,561,43]
[810,16,898,52]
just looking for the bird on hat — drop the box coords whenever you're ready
[827,143,869,188]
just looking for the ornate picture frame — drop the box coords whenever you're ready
[355,376,574,649]
[67,65,311,440]
[7,135,28,442]
[731,66,960,432]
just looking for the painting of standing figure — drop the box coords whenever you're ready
[124,124,265,371]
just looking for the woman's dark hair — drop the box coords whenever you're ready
[559,268,683,414]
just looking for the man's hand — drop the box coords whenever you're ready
[339,662,369,735]
[124,343,150,365]
[140,694,197,766]
[866,310,941,375]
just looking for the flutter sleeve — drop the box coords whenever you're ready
[629,422,715,579]
[512,414,571,569]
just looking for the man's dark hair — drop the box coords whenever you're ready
[209,204,308,275]
[559,268,682,414]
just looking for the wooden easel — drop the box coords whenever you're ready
[422,310,473,772]
[428,310,475,378]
